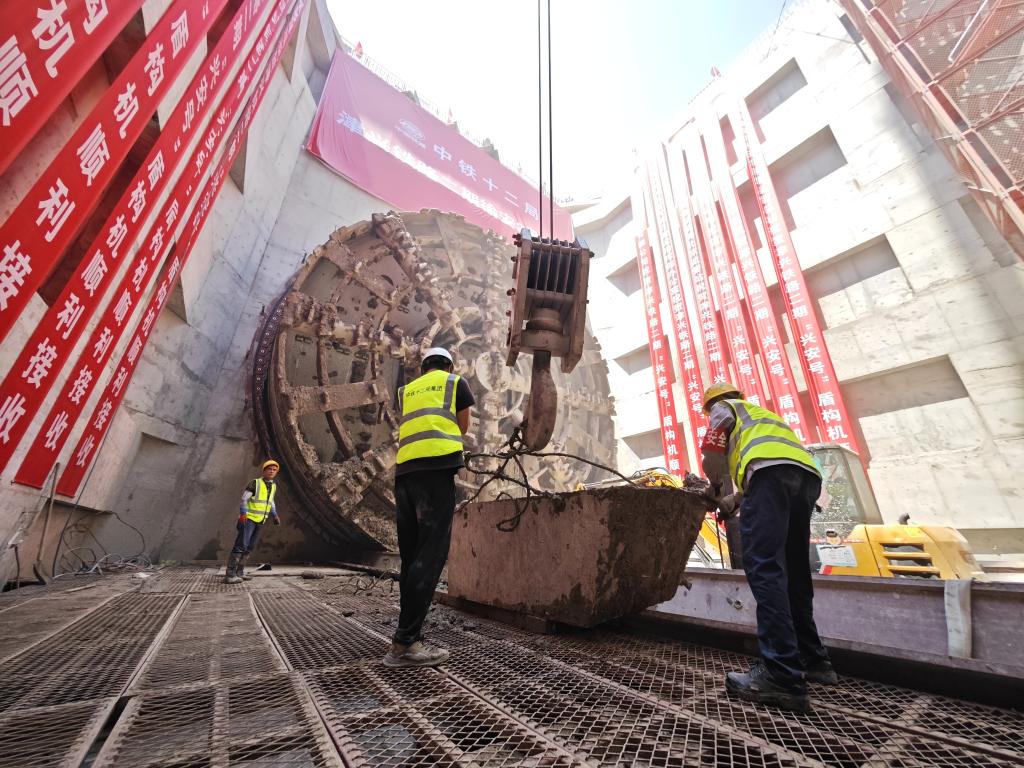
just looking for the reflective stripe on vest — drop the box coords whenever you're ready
[724,399,820,489]
[396,370,463,464]
[245,478,276,523]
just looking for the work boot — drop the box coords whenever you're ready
[382,640,450,668]
[223,553,243,584]
[804,658,838,685]
[725,662,810,713]
[238,554,253,581]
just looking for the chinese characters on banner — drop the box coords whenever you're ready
[0,0,230,346]
[641,153,705,472]
[14,0,299,487]
[633,231,685,475]
[57,0,307,496]
[682,127,765,406]
[700,108,811,441]
[306,51,572,241]
[0,1,145,176]
[728,97,861,453]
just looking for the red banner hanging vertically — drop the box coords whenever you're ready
[729,97,861,453]
[701,106,811,440]
[57,0,307,496]
[14,0,298,488]
[0,1,146,176]
[682,126,766,406]
[664,143,730,405]
[642,152,706,472]
[633,231,685,474]
[0,0,230,346]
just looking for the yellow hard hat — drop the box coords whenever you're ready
[261,459,280,471]
[702,382,742,412]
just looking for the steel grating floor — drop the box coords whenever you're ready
[0,568,1020,767]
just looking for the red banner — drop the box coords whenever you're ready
[682,127,765,406]
[729,99,861,453]
[57,0,307,496]
[642,153,705,472]
[633,229,685,475]
[0,1,145,176]
[665,144,730,397]
[306,51,572,241]
[14,0,298,487]
[702,109,810,440]
[0,0,230,346]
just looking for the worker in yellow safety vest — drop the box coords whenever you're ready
[224,459,282,584]
[382,347,474,668]
[700,383,837,713]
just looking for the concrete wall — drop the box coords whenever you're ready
[576,0,1023,541]
[0,0,399,581]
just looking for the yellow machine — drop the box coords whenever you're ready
[590,444,983,580]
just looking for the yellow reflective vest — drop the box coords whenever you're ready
[723,399,820,489]
[396,369,464,464]
[245,478,276,523]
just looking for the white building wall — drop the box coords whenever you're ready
[577,0,1024,544]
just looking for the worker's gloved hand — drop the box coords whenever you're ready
[272,516,281,526]
[237,515,247,526]
[462,450,473,467]
[717,493,742,519]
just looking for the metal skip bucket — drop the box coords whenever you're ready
[447,486,712,627]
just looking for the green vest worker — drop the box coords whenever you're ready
[223,460,282,584]
[383,347,474,669]
[700,383,837,712]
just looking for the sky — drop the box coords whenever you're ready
[323,1,788,202]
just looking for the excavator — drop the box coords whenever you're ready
[581,442,983,580]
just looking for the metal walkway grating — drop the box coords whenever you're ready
[1,568,1021,767]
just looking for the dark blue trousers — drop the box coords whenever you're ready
[739,464,829,688]
[231,518,263,556]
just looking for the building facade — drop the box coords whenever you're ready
[577,0,1023,548]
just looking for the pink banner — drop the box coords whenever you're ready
[634,230,685,475]
[642,153,705,472]
[0,0,230,346]
[306,51,572,241]
[730,98,862,453]
[57,0,306,496]
[14,0,298,488]
[0,0,145,176]
[682,127,765,406]
[702,109,810,440]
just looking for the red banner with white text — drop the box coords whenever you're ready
[307,51,572,241]
[701,109,810,440]
[0,0,230,347]
[682,127,765,406]
[634,231,685,475]
[642,153,705,472]
[57,0,306,496]
[0,0,145,176]
[729,98,861,453]
[15,0,299,488]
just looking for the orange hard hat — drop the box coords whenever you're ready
[702,382,742,412]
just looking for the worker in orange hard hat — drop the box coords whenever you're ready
[699,382,834,713]
[224,459,283,584]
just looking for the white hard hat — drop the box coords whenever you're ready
[422,347,453,364]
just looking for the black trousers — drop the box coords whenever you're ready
[739,464,829,687]
[393,468,456,645]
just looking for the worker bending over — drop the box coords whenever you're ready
[224,459,282,584]
[700,383,837,712]
[383,347,475,668]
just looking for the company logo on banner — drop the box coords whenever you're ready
[306,52,571,241]
[0,0,145,176]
